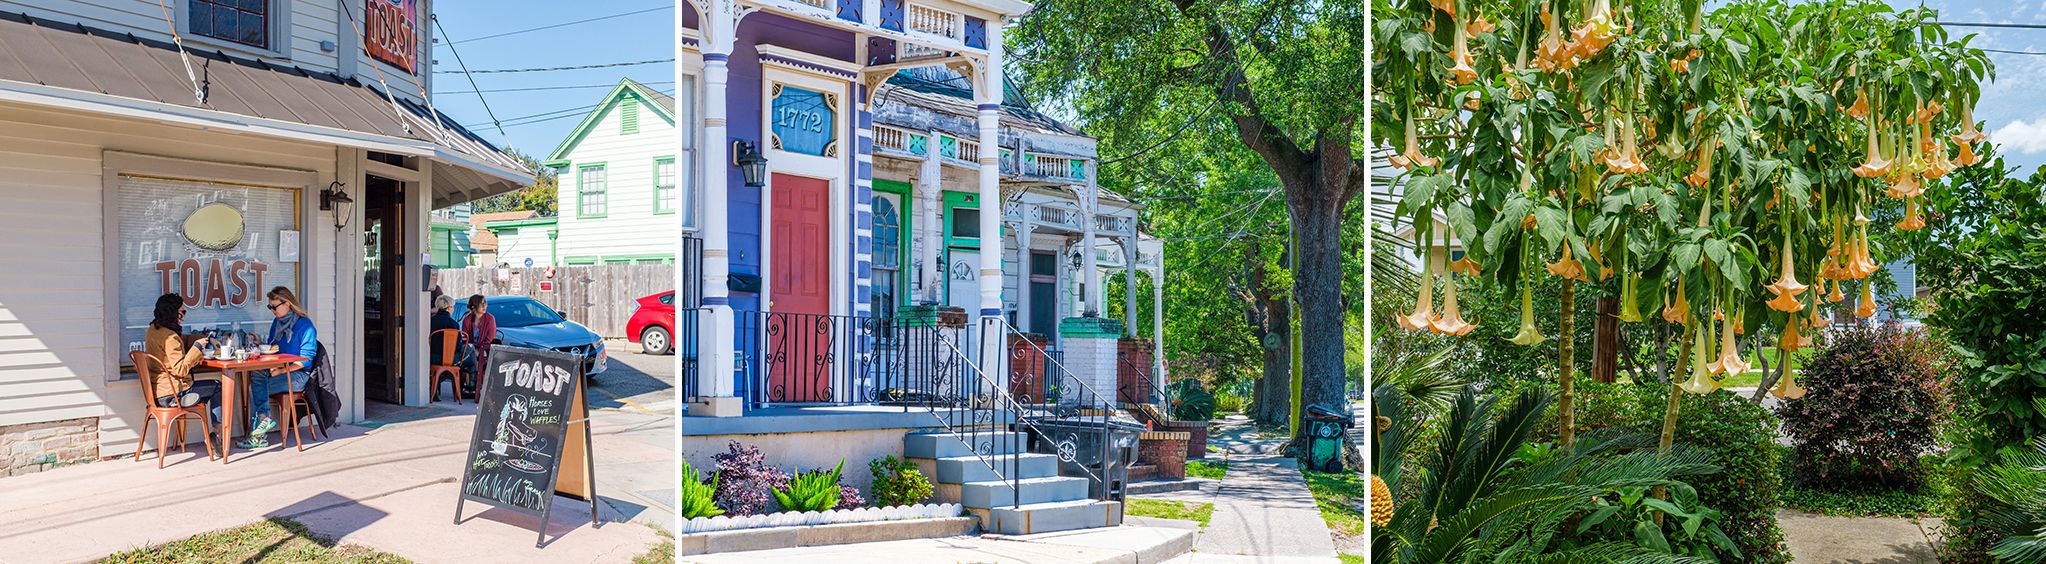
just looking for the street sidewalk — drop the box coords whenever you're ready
[1135,419,1340,563]
[0,401,669,564]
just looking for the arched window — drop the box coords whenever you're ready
[872,194,902,312]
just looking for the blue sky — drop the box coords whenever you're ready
[1883,1,2046,173]
[427,2,675,160]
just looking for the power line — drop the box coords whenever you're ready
[1934,21,2046,30]
[466,89,677,130]
[445,5,672,46]
[432,14,504,143]
[436,81,676,95]
[1979,47,2046,56]
[436,58,674,75]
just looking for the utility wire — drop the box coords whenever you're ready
[467,89,677,130]
[446,5,672,45]
[436,81,676,95]
[437,58,674,75]
[1934,21,2046,30]
[432,14,505,144]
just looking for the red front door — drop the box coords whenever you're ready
[769,173,832,402]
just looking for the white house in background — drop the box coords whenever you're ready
[487,78,681,267]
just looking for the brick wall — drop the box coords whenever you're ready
[1061,335,1119,406]
[1136,431,1188,479]
[0,417,99,477]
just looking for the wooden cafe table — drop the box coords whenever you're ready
[199,353,310,464]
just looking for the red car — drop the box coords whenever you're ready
[626,291,676,355]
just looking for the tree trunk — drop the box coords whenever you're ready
[1251,303,1292,427]
[1652,324,1696,525]
[1285,171,1356,459]
[1752,349,1787,404]
[1655,323,1670,384]
[1592,296,1619,383]
[1559,279,1578,449]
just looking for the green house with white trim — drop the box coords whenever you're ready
[486,78,681,267]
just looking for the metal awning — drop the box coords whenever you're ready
[0,11,533,206]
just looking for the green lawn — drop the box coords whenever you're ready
[1127,498,1215,526]
[1301,470,1370,538]
[1187,460,1229,480]
[1339,555,1366,564]
[100,518,408,564]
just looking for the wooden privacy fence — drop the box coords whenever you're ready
[437,264,676,339]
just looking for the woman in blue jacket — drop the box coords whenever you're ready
[242,286,318,449]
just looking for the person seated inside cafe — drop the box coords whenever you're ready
[240,287,318,449]
[430,294,475,379]
[145,293,221,425]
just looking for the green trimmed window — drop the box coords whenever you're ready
[577,164,608,218]
[654,156,678,214]
[620,97,641,135]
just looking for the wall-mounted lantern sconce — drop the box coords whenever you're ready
[733,140,769,188]
[319,181,355,229]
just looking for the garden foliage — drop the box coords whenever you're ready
[773,461,847,513]
[1627,386,1793,563]
[680,460,724,520]
[1167,378,1216,422]
[867,455,934,507]
[1776,325,1951,489]
[711,440,790,516]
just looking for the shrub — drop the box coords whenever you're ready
[774,461,846,513]
[1627,385,1792,564]
[1213,388,1247,415]
[1167,378,1216,421]
[1776,325,1951,489]
[835,485,866,510]
[711,440,790,516]
[867,455,933,507]
[680,460,724,520]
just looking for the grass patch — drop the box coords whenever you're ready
[1301,470,1370,538]
[1339,554,1367,564]
[1187,460,1228,480]
[633,529,675,564]
[1773,446,1951,517]
[101,518,408,563]
[1126,498,1215,526]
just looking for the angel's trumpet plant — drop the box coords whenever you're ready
[1448,256,1481,276]
[1389,108,1439,170]
[1766,228,1808,312]
[1446,18,1477,85]
[1770,362,1808,400]
[1467,15,1496,35]
[1809,305,1831,330]
[1952,101,1988,145]
[1955,139,1982,167]
[1430,271,1476,336]
[1714,315,1751,376]
[1897,197,1926,231]
[1428,0,1455,16]
[1617,115,1647,173]
[1508,277,1546,346]
[1887,173,1922,200]
[1546,247,1587,282]
[1853,119,1892,179]
[1828,277,1848,302]
[1535,4,1566,71]
[1856,280,1878,318]
[1844,90,1871,120]
[1400,247,1438,331]
[1617,274,1644,322]
[1779,316,1805,352]
[1681,324,1720,395]
[1571,0,1618,58]
[1686,139,1715,188]
[1662,283,1690,324]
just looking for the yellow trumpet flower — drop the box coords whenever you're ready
[1852,120,1892,179]
[1779,317,1805,352]
[1952,102,1988,145]
[1508,280,1546,346]
[1448,256,1481,276]
[1428,0,1455,17]
[1546,247,1587,282]
[1714,315,1751,376]
[1617,275,1644,323]
[1389,110,1439,170]
[1662,282,1690,325]
[1844,91,1870,120]
[1685,140,1716,188]
[1681,325,1720,395]
[1955,140,1981,167]
[1447,21,1478,85]
[1770,367,1807,400]
[1467,15,1496,36]
[1400,247,1437,331]
[1828,278,1847,302]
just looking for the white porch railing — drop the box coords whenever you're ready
[1025,153,1085,180]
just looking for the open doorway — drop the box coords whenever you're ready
[362,172,406,404]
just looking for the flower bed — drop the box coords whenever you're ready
[679,502,963,534]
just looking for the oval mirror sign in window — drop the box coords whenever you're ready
[770,83,838,157]
[183,202,247,251]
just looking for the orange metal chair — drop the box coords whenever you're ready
[430,329,467,404]
[273,386,322,451]
[130,351,217,468]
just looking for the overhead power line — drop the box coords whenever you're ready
[431,14,504,143]
[1934,21,2046,30]
[436,81,676,95]
[436,58,674,75]
[445,5,672,46]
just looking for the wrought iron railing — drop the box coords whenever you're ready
[680,307,704,400]
[680,236,704,308]
[1117,353,1159,407]
[1009,339,1064,404]
[737,311,888,407]
[984,317,1123,503]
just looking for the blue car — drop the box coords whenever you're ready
[452,296,608,378]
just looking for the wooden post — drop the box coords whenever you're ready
[1592,296,1619,383]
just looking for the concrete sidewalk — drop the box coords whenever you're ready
[0,401,669,563]
[1777,509,1943,564]
[1137,420,1339,563]
[680,524,1196,563]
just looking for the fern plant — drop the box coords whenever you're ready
[681,461,724,520]
[1980,437,2046,562]
[1370,384,1723,563]
[774,460,846,513]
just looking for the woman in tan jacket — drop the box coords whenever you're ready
[145,293,219,424]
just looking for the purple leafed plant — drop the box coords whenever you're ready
[712,440,791,516]
[835,485,866,510]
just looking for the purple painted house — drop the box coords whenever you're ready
[677,0,1174,543]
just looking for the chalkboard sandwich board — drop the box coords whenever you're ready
[454,344,600,547]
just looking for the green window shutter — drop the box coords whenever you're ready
[620,97,640,135]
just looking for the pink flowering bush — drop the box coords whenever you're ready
[1777,325,1953,489]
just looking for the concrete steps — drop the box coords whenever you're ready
[904,426,1122,536]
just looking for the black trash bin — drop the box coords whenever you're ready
[1026,415,1145,500]
[1302,403,1352,472]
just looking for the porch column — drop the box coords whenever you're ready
[691,0,742,416]
[973,25,1009,394]
[1121,237,1138,336]
[916,129,943,306]
[1013,213,1037,333]
[1079,183,1101,316]
[1152,262,1166,394]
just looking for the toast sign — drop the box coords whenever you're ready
[364,0,418,74]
